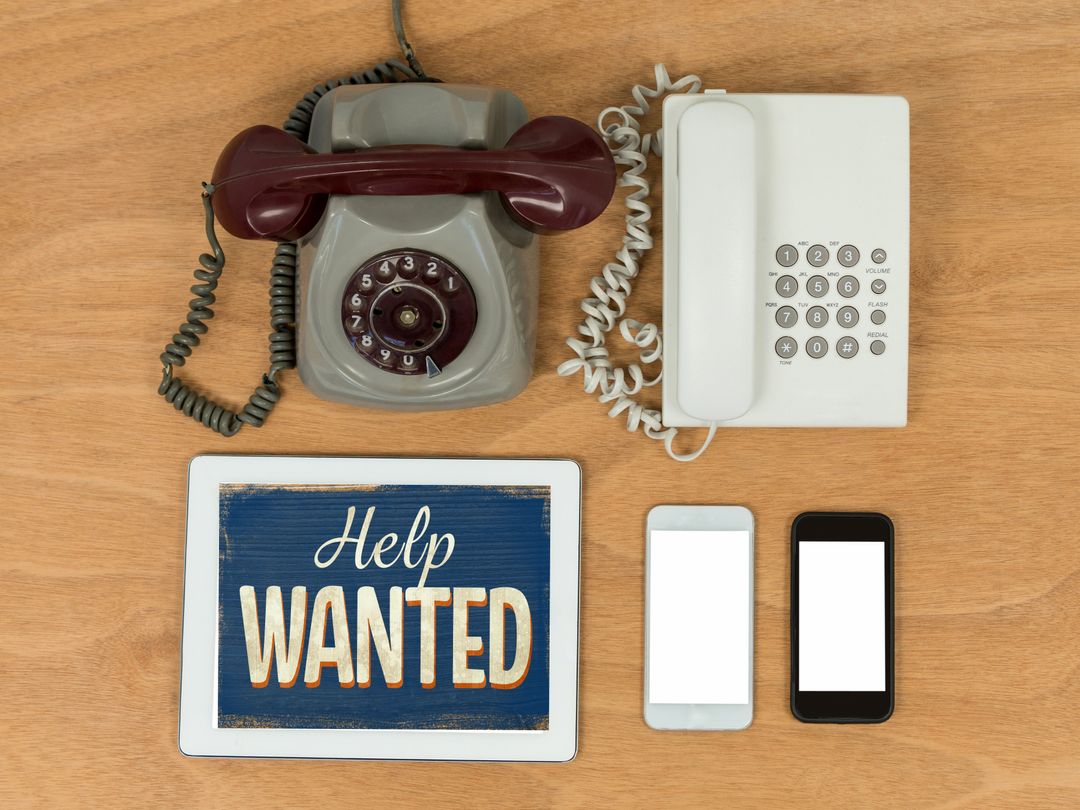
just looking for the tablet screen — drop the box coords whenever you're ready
[216,483,551,730]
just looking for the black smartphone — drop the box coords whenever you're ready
[790,512,894,723]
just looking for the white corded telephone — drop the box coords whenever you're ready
[560,66,910,461]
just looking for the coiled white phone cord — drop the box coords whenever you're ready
[557,65,717,462]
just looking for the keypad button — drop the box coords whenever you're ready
[357,273,376,293]
[775,306,798,328]
[837,275,860,298]
[806,306,829,328]
[806,337,828,358]
[807,275,829,298]
[807,245,829,267]
[871,340,886,355]
[775,337,798,358]
[776,245,798,267]
[776,275,798,297]
[838,245,860,267]
[837,306,859,328]
[348,293,367,311]
[871,279,887,294]
[871,248,887,264]
[870,309,887,325]
[837,337,859,358]
[345,313,366,334]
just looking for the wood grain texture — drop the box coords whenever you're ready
[1,0,1079,806]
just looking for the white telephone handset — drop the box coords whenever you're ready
[558,66,909,461]
[674,101,756,422]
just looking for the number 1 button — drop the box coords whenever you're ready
[776,245,798,267]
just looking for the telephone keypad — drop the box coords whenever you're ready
[342,249,477,376]
[770,243,892,361]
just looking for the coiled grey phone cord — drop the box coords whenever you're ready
[557,65,717,462]
[157,1,431,436]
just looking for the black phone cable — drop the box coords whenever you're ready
[158,1,433,436]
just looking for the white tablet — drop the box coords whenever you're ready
[179,455,580,761]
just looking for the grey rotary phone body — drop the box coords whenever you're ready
[298,82,539,411]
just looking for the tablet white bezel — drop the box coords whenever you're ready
[179,455,580,761]
[644,505,754,730]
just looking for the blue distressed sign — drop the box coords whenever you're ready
[217,484,550,730]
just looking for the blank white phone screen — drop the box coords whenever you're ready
[648,530,750,705]
[798,541,885,692]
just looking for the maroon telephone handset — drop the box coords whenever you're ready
[210,115,616,242]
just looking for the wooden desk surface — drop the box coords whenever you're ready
[3,0,1079,806]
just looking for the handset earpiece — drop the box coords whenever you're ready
[210,116,616,241]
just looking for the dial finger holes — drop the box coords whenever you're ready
[341,249,478,376]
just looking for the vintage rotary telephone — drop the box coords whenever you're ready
[157,3,615,435]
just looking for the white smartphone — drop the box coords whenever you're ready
[644,505,754,730]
